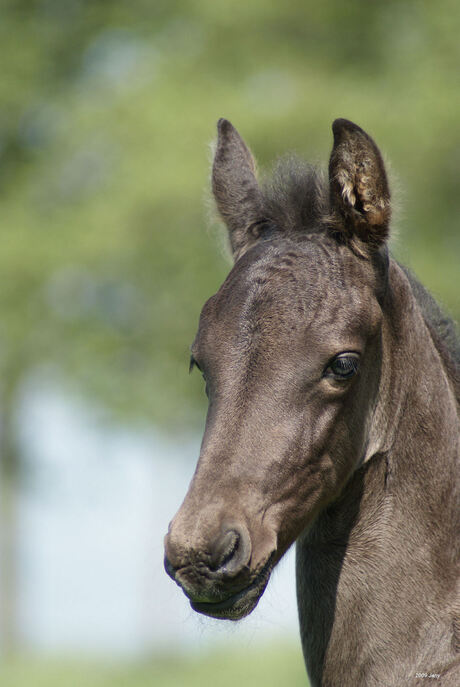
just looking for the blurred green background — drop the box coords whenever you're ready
[0,0,458,685]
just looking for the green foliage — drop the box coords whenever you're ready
[0,643,308,687]
[0,0,458,426]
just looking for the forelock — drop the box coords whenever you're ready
[261,157,330,236]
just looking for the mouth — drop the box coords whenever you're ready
[190,557,274,621]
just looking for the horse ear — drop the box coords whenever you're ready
[212,119,264,260]
[328,119,391,249]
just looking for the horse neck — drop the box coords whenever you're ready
[371,260,459,504]
[297,262,459,686]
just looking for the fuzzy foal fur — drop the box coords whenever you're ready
[165,119,459,685]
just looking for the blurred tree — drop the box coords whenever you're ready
[0,0,458,650]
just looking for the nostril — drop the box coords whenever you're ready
[211,530,239,571]
[210,526,251,577]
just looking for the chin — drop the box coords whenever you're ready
[190,566,272,621]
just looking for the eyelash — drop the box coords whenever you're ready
[190,355,209,398]
[324,353,360,380]
[189,355,199,373]
[189,355,205,377]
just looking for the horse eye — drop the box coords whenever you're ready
[189,355,207,388]
[327,353,360,380]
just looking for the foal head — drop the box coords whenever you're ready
[164,118,392,620]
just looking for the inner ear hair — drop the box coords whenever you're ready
[328,118,391,249]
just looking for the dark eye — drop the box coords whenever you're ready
[189,355,209,396]
[189,354,201,373]
[326,353,360,380]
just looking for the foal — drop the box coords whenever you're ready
[165,118,460,686]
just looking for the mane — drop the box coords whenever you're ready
[260,157,460,396]
[399,264,460,400]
